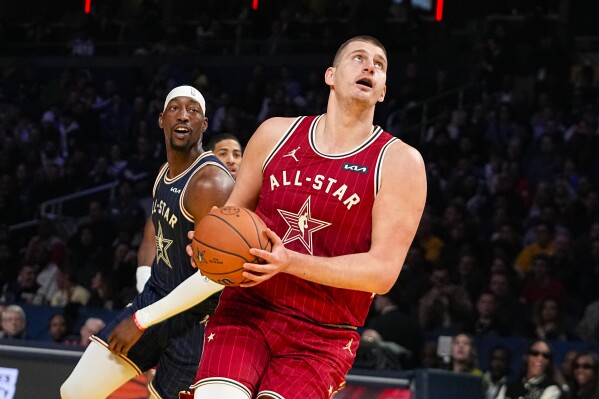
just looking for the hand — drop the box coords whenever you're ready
[107,316,144,356]
[240,228,287,287]
[186,230,196,267]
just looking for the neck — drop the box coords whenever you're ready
[167,147,202,177]
[316,108,375,154]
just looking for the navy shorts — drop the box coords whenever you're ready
[96,286,205,399]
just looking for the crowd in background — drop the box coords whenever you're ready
[1,0,599,394]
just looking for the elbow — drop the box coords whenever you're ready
[375,279,396,295]
[373,263,402,295]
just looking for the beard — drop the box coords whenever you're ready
[169,137,193,152]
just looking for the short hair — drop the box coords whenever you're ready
[2,304,26,321]
[206,133,242,152]
[332,35,387,67]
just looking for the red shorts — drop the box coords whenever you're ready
[190,304,359,399]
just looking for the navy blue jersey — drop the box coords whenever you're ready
[148,151,231,314]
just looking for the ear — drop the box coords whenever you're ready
[378,84,387,103]
[158,113,163,129]
[201,117,209,133]
[325,67,335,86]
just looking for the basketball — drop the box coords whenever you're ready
[192,206,272,286]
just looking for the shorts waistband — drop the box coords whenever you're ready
[320,323,358,331]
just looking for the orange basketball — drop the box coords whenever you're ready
[192,206,272,286]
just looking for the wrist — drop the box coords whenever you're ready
[132,312,147,331]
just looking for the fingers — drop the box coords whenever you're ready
[187,230,195,240]
[264,228,281,245]
[108,334,124,356]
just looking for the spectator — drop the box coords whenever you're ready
[50,269,90,307]
[107,177,145,237]
[576,300,599,344]
[556,349,579,398]
[414,210,445,265]
[361,289,424,368]
[528,297,576,341]
[87,270,117,310]
[447,333,482,375]
[33,245,60,305]
[497,339,562,399]
[45,313,69,343]
[569,351,599,399]
[514,221,555,277]
[419,265,473,334]
[470,291,510,336]
[1,263,42,304]
[66,317,106,347]
[520,254,566,306]
[487,271,527,335]
[483,345,511,399]
[66,224,106,290]
[0,304,28,340]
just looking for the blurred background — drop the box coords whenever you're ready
[1,0,599,398]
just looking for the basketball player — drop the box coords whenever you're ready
[60,85,234,399]
[109,36,427,399]
[206,133,243,179]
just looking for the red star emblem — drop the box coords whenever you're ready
[277,196,331,254]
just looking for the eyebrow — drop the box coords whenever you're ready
[348,49,387,64]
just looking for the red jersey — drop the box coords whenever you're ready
[217,115,398,326]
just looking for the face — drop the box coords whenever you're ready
[49,315,67,341]
[476,293,495,317]
[540,299,558,322]
[19,265,36,287]
[326,40,387,105]
[562,350,578,375]
[159,96,207,153]
[213,139,242,178]
[2,310,26,337]
[573,354,597,388]
[526,341,552,379]
[490,349,509,379]
[451,334,473,362]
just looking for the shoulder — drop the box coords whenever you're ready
[539,385,562,399]
[379,140,426,187]
[243,116,300,163]
[187,163,234,195]
[251,117,299,143]
[383,139,425,168]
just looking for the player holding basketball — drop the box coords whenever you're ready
[60,85,234,399]
[108,36,427,399]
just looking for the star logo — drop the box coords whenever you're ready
[277,196,331,254]
[155,221,173,268]
[207,333,215,342]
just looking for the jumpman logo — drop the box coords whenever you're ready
[343,338,354,355]
[283,146,300,162]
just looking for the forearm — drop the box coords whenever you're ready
[134,271,223,328]
[285,250,400,294]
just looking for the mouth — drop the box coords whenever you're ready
[356,78,373,89]
[173,125,191,136]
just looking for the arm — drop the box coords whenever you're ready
[107,163,234,356]
[242,140,427,294]
[135,218,155,293]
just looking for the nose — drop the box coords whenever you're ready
[363,60,375,74]
[176,108,190,121]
